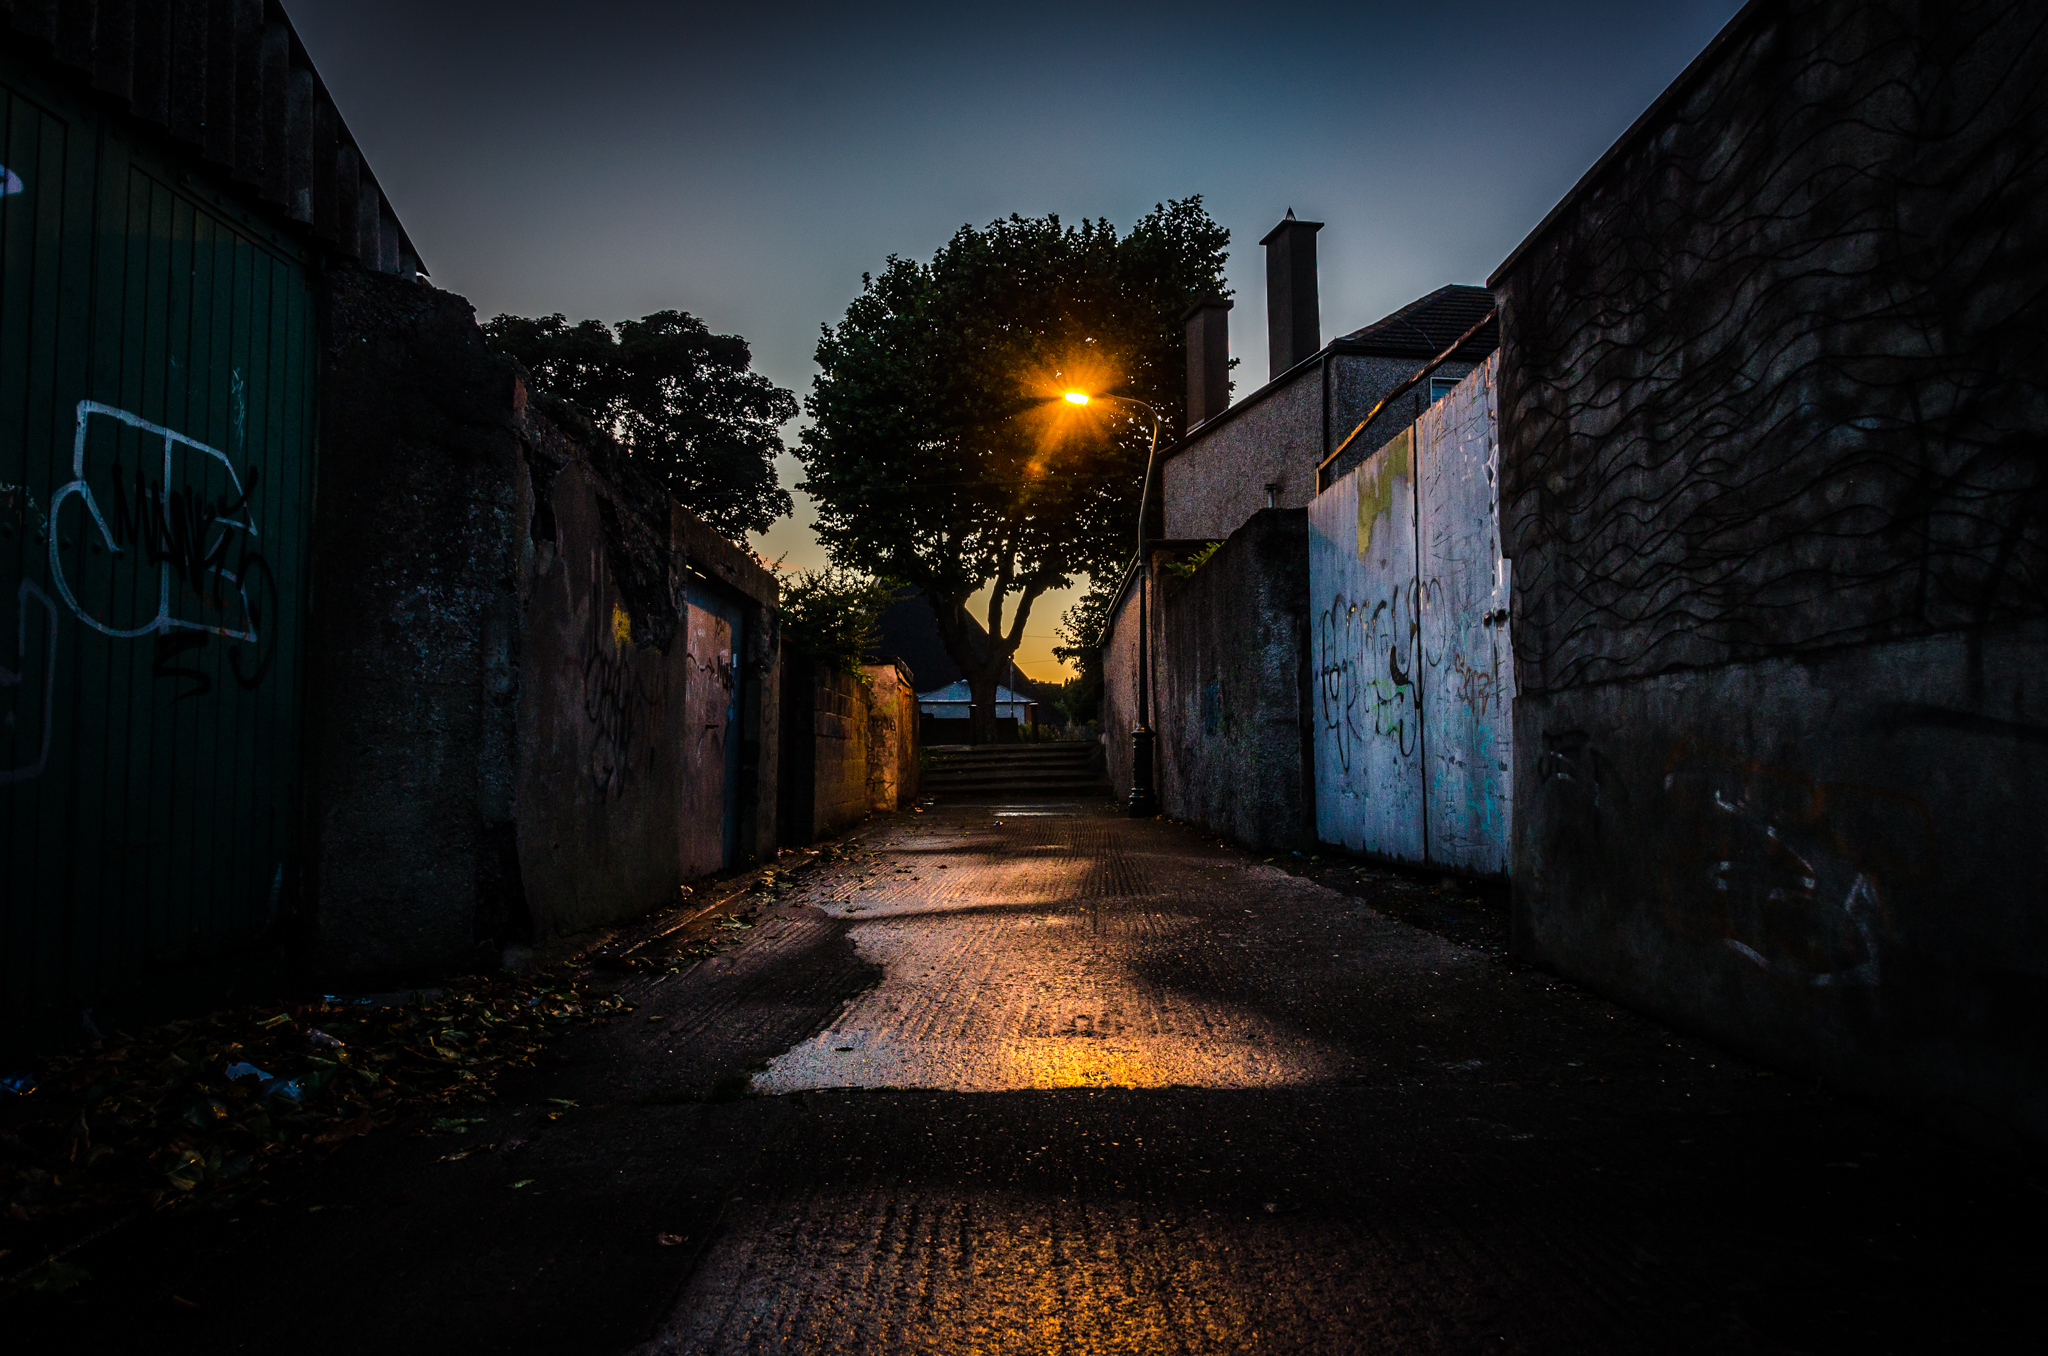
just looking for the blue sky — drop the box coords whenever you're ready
[288,0,1744,680]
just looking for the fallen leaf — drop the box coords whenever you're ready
[507,1179,535,1190]
[656,1233,688,1247]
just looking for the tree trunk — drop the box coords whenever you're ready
[966,662,1003,746]
[928,594,1028,746]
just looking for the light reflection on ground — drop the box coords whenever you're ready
[753,842,1341,1093]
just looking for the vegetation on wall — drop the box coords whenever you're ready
[777,569,900,678]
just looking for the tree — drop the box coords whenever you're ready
[798,199,1230,742]
[777,568,899,677]
[483,310,796,540]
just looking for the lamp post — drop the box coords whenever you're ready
[1064,390,1163,818]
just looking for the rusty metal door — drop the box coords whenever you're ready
[3,50,316,1032]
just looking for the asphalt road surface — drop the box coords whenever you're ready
[16,800,2040,1353]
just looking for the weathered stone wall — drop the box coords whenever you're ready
[863,662,919,811]
[781,661,923,842]
[306,267,525,985]
[1493,0,2048,1149]
[1155,510,1315,850]
[307,267,780,984]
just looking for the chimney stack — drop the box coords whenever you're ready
[1182,296,1232,432]
[1260,209,1323,379]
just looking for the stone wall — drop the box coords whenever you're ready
[307,266,779,986]
[1493,0,2048,1149]
[863,661,919,811]
[780,661,919,842]
[306,266,525,985]
[1154,510,1316,849]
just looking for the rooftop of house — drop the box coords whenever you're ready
[1333,284,1499,362]
[1163,282,1499,460]
[917,680,1035,706]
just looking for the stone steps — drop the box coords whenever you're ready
[922,742,1109,797]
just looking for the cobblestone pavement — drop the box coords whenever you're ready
[15,801,2040,1354]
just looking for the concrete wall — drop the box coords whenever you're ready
[307,267,780,985]
[1155,511,1315,849]
[1323,353,1480,486]
[1310,357,1513,875]
[307,267,525,984]
[1493,0,2048,1148]
[780,661,919,841]
[513,408,779,940]
[863,662,919,811]
[1099,569,1142,808]
[1417,359,1513,873]
[1162,366,1322,540]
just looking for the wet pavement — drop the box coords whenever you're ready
[12,800,2041,1353]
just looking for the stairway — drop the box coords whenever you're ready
[921,741,1111,799]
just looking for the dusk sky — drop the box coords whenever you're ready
[288,0,1743,683]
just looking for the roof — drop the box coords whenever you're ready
[5,0,424,278]
[1332,285,1498,362]
[1159,282,1499,465]
[1488,0,1767,287]
[917,681,1034,705]
[870,593,1059,701]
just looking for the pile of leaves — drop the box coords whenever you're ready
[0,968,632,1228]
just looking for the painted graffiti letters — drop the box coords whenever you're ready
[1311,357,1514,872]
[1662,741,1932,989]
[578,600,666,798]
[47,403,276,696]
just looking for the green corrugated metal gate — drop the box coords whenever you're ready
[2,48,315,1030]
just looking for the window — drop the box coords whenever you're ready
[1429,375,1460,405]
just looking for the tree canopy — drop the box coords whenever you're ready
[797,199,1230,737]
[483,309,796,540]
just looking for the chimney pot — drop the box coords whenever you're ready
[1260,212,1323,379]
[1181,296,1233,433]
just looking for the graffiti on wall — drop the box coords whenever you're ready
[1315,584,1424,769]
[1663,740,1931,989]
[1309,426,1428,862]
[5,402,279,782]
[1309,357,1514,873]
[577,592,666,799]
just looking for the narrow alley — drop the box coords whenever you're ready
[19,797,2039,1354]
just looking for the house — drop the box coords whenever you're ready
[1163,251,1498,544]
[917,680,1038,724]
[1099,208,1497,850]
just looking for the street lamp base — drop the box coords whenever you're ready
[1126,725,1158,818]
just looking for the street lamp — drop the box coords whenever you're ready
[1064,389,1163,818]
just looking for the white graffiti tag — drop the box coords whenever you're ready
[48,400,263,642]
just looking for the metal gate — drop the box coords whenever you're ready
[2,50,316,1029]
